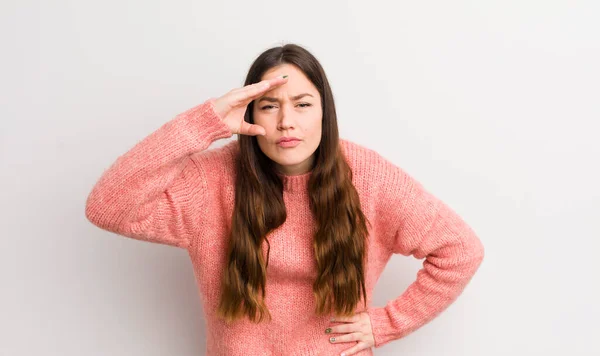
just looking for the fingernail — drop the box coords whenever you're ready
[325,328,332,334]
[282,75,288,78]
[330,317,335,322]
[341,353,346,356]
[329,337,336,343]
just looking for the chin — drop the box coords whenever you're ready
[272,157,304,167]
[270,151,307,164]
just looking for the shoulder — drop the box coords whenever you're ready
[339,138,381,172]
[339,139,420,219]
[339,138,404,185]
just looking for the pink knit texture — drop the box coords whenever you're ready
[85,98,484,355]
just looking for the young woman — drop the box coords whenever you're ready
[85,43,485,356]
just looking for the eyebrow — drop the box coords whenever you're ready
[258,93,314,103]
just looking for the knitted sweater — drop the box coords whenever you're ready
[85,98,485,356]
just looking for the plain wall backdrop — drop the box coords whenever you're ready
[1,0,599,355]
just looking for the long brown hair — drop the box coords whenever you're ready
[217,43,371,323]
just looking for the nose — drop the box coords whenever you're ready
[277,103,295,131]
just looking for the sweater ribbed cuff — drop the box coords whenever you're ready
[366,306,406,348]
[178,97,233,147]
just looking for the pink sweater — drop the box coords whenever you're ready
[85,98,485,355]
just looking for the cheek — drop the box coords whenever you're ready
[306,116,323,135]
[259,122,276,135]
[253,116,269,131]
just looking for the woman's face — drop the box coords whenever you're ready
[252,63,323,176]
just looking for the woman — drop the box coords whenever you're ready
[85,43,485,356]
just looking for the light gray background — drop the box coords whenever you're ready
[2,1,599,355]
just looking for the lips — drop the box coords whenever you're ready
[277,139,301,148]
[277,137,300,144]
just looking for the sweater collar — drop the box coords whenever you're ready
[277,170,313,192]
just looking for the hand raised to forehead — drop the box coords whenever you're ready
[213,75,288,136]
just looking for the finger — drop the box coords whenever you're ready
[326,323,356,334]
[225,81,269,107]
[229,81,272,105]
[239,121,266,136]
[331,314,361,323]
[339,342,369,356]
[236,76,289,103]
[265,75,288,87]
[329,332,362,344]
[255,75,288,90]
[236,79,272,93]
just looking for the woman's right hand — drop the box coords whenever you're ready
[213,75,289,136]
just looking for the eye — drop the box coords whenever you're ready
[260,103,312,110]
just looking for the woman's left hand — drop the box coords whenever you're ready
[326,312,375,355]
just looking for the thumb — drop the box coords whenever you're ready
[240,121,266,136]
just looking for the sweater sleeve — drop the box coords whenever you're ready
[85,98,233,249]
[366,156,485,347]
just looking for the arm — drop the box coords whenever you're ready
[367,157,485,347]
[84,98,232,249]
